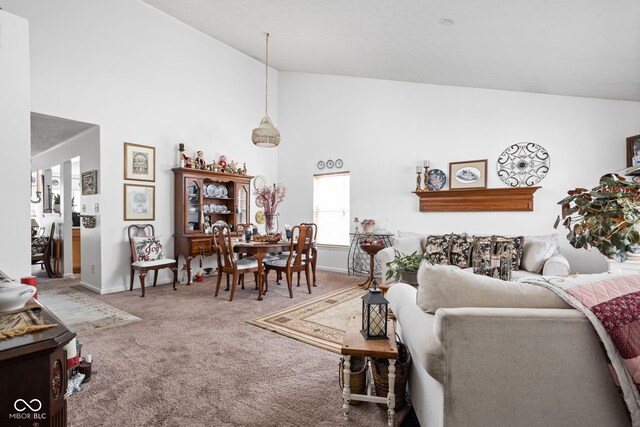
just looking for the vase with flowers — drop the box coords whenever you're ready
[256,183,287,234]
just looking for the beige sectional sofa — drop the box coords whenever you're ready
[384,261,630,426]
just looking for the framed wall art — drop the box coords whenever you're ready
[124,142,156,182]
[124,184,155,221]
[626,134,640,167]
[449,159,488,190]
[81,170,98,195]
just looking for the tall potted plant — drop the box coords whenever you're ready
[555,173,640,262]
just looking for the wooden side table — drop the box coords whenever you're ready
[341,316,398,426]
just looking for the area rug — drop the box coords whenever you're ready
[247,285,366,353]
[38,287,141,334]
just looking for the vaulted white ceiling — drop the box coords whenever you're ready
[142,0,640,102]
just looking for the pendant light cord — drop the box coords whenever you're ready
[264,32,270,117]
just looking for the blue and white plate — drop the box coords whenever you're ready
[427,169,447,191]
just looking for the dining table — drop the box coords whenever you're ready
[233,241,289,300]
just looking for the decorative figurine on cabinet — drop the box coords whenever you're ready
[239,163,248,175]
[227,160,238,174]
[194,151,207,169]
[184,153,194,168]
[218,155,228,171]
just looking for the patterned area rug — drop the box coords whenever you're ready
[38,287,141,334]
[247,286,366,353]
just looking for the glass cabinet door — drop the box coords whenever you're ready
[186,180,201,233]
[237,185,249,226]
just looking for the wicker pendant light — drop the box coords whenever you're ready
[252,33,280,148]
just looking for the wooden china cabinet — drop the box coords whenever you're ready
[173,168,253,284]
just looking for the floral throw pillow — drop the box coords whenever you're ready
[471,236,494,274]
[495,236,525,270]
[132,236,165,262]
[31,236,48,255]
[423,235,451,265]
[448,234,475,268]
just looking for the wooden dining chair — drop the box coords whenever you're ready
[213,225,263,301]
[300,222,318,287]
[31,223,55,278]
[264,224,313,298]
[128,224,178,297]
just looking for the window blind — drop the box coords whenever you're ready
[313,172,350,246]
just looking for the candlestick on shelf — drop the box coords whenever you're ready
[416,170,422,191]
[423,165,430,192]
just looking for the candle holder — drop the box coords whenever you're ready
[415,170,422,191]
[423,166,430,192]
[361,282,389,340]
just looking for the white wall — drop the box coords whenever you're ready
[32,126,102,289]
[0,11,31,280]
[6,0,278,293]
[277,72,640,274]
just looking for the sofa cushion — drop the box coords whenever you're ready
[392,236,424,256]
[423,234,451,264]
[416,264,569,314]
[521,238,556,274]
[495,235,525,269]
[448,234,474,268]
[470,236,494,273]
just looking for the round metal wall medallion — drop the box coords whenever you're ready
[497,142,550,187]
[317,161,325,170]
[326,160,335,169]
[335,159,343,168]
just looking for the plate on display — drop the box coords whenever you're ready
[255,210,266,224]
[253,175,267,191]
[497,142,550,187]
[219,186,228,198]
[203,205,210,213]
[206,184,216,197]
[427,169,447,191]
[213,220,228,229]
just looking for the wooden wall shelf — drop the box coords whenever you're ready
[413,186,540,212]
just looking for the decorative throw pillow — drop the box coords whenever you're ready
[31,236,48,255]
[132,236,165,262]
[471,236,494,274]
[495,235,525,269]
[448,234,475,268]
[422,235,451,264]
[415,264,569,314]
[521,238,556,274]
[392,236,424,256]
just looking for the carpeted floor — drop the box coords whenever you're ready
[39,270,412,427]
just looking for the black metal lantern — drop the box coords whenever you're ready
[361,285,389,340]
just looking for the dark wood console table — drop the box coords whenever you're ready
[0,301,75,426]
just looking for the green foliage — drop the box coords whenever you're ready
[385,250,432,281]
[555,173,640,262]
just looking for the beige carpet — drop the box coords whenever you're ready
[38,287,141,334]
[44,271,411,426]
[248,286,366,353]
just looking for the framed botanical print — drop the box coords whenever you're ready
[81,170,98,195]
[124,184,155,221]
[626,134,640,167]
[449,159,488,190]
[124,142,155,182]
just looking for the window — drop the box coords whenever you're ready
[313,172,350,246]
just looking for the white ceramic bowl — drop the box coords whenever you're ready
[0,281,36,312]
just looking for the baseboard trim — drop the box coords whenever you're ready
[79,281,102,294]
[97,279,176,295]
[317,266,348,274]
